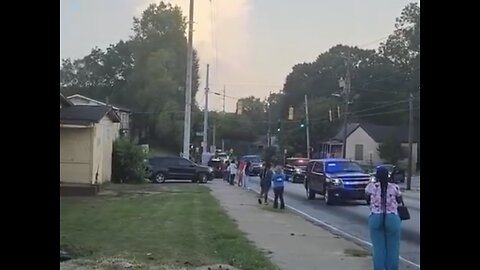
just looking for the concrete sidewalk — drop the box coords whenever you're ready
[208,180,373,270]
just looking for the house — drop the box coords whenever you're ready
[67,94,130,137]
[60,93,73,108]
[60,97,120,194]
[328,123,419,170]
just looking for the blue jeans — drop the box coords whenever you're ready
[368,213,401,270]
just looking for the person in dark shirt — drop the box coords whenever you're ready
[258,162,272,205]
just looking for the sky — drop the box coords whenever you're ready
[60,0,420,112]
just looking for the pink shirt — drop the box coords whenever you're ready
[365,182,401,215]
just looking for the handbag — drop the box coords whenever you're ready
[397,199,410,221]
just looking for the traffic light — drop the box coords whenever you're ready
[288,106,294,120]
[277,120,281,131]
[300,117,305,128]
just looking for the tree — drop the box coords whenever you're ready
[377,134,406,165]
[237,96,267,134]
[60,1,202,152]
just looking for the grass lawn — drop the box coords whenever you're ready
[60,183,277,270]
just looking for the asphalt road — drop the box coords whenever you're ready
[245,176,420,268]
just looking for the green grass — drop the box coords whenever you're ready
[60,184,277,270]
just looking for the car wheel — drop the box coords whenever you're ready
[305,182,315,200]
[325,188,335,205]
[198,173,208,184]
[153,172,166,184]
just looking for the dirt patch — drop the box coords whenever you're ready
[343,248,371,257]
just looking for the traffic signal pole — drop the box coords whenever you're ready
[305,94,311,159]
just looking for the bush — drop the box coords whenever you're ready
[112,138,147,183]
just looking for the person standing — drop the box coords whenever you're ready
[244,160,252,189]
[365,167,402,270]
[271,165,286,209]
[237,159,245,187]
[227,160,237,186]
[223,160,230,182]
[258,162,272,205]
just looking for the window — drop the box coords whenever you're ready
[312,162,323,173]
[177,158,194,167]
[325,161,363,173]
[355,144,364,160]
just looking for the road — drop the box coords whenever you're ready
[246,176,420,268]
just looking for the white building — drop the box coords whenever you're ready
[333,123,419,170]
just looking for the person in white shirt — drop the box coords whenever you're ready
[227,160,237,185]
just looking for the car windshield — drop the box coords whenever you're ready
[325,161,363,173]
[243,156,261,163]
[288,159,308,166]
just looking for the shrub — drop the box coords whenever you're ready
[112,138,147,183]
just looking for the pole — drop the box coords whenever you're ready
[342,60,351,159]
[212,122,216,152]
[305,94,311,159]
[407,93,414,190]
[203,64,210,154]
[267,92,272,147]
[182,0,194,159]
[222,85,226,113]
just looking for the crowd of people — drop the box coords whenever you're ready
[223,159,286,209]
[220,157,404,270]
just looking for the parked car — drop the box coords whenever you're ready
[284,157,309,183]
[370,164,405,184]
[304,159,370,205]
[208,157,224,178]
[145,156,214,183]
[216,152,229,163]
[241,155,263,176]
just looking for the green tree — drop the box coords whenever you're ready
[60,1,202,152]
[377,134,406,165]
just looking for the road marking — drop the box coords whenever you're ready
[248,184,421,269]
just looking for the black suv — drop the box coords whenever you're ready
[146,156,214,183]
[284,157,309,183]
[371,164,405,184]
[304,159,370,205]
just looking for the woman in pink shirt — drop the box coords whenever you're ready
[365,166,402,270]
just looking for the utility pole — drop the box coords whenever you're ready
[203,64,210,154]
[212,122,216,152]
[407,93,414,190]
[267,91,272,147]
[305,94,311,159]
[182,0,194,159]
[222,85,226,113]
[342,60,351,159]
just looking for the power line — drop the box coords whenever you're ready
[349,99,411,115]
[210,82,283,88]
[353,107,419,118]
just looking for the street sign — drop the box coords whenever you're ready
[195,132,203,137]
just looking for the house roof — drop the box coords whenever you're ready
[60,105,120,125]
[67,94,131,112]
[333,122,418,143]
[60,93,73,107]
